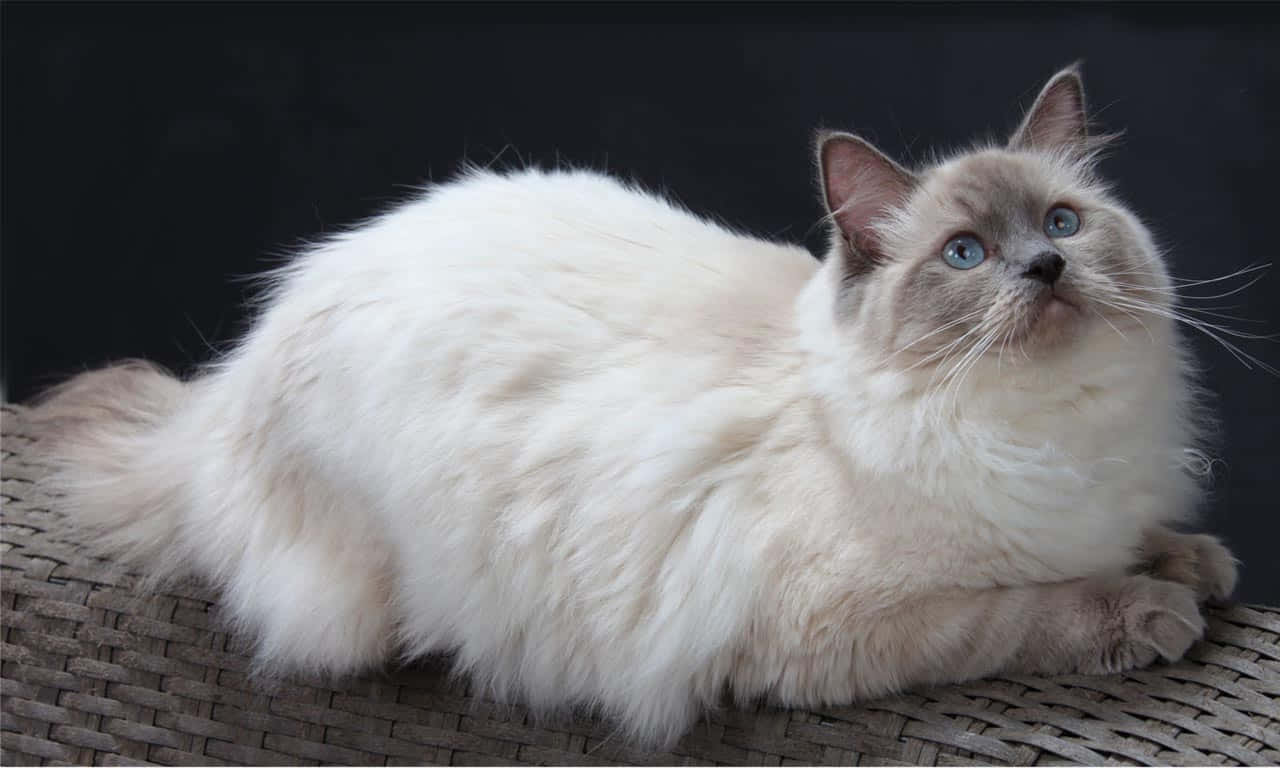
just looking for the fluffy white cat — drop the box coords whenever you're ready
[30,65,1237,747]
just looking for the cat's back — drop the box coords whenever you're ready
[296,167,817,344]
[230,168,820,474]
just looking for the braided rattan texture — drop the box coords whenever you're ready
[2,403,1278,766]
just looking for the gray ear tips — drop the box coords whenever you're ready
[1060,64,1090,124]
[1040,61,1084,91]
[814,129,861,156]
[815,131,868,188]
[813,129,837,157]
[1009,63,1092,151]
[1052,62,1088,108]
[1040,62,1086,104]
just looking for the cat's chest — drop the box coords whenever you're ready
[826,429,1168,591]
[929,455,1160,586]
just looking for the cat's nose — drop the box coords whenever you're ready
[1023,251,1065,285]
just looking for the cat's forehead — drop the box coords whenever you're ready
[916,150,1069,226]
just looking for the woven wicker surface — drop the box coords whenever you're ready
[2,403,1277,767]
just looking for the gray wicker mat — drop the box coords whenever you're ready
[2,403,1277,766]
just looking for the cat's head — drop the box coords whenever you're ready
[815,65,1173,382]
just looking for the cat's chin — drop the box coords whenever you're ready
[1042,295,1079,324]
[1022,292,1084,348]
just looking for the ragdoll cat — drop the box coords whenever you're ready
[29,65,1238,747]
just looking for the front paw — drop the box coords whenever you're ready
[1140,529,1239,603]
[1080,575,1205,675]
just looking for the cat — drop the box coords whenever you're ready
[27,64,1238,747]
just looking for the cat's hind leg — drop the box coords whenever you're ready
[218,525,396,678]
[181,443,397,679]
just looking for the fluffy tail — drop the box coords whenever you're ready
[27,360,192,581]
[26,359,397,676]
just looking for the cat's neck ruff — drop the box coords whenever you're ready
[792,257,1195,585]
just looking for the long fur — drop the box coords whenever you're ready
[27,68,1224,747]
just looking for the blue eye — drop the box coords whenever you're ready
[941,234,986,269]
[1045,206,1080,238]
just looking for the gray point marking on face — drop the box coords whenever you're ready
[814,65,1171,368]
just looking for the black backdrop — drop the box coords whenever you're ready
[3,2,1277,602]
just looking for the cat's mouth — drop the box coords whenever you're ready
[1022,290,1083,343]
[1043,294,1080,322]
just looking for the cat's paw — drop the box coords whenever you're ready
[1081,575,1205,675]
[1140,529,1238,603]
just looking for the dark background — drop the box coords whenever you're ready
[3,2,1277,602]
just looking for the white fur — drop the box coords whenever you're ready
[36,166,1198,746]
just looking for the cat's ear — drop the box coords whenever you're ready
[1009,63,1089,153]
[817,131,916,272]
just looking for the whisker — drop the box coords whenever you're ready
[1102,273,1268,302]
[1091,305,1128,343]
[996,326,1015,372]
[1094,295,1280,376]
[1171,307,1267,324]
[1166,261,1271,287]
[904,320,990,374]
[1106,297,1279,342]
[1105,261,1270,288]
[878,310,986,366]
[1082,288,1157,342]
[929,324,1001,416]
[941,327,1002,415]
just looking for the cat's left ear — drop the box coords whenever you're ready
[1009,63,1089,153]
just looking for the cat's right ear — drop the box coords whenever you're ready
[816,131,916,274]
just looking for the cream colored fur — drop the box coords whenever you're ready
[29,67,1236,747]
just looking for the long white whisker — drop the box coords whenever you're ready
[930,324,1001,417]
[1091,305,1128,343]
[996,326,1014,373]
[1084,290,1156,343]
[1166,262,1271,287]
[941,327,1002,416]
[1097,295,1280,376]
[1106,297,1279,342]
[906,320,990,374]
[1171,306,1267,324]
[878,310,987,366]
[1118,271,1270,302]
[1104,261,1270,288]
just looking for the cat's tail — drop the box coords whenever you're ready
[27,360,194,584]
[26,360,397,675]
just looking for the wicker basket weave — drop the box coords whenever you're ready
[2,403,1277,766]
